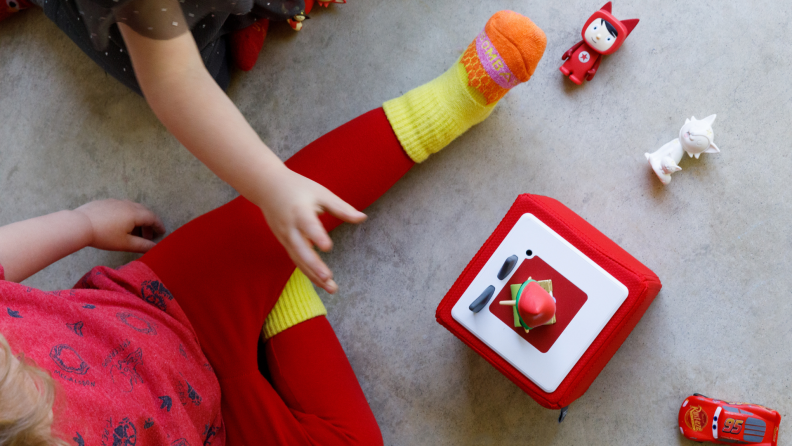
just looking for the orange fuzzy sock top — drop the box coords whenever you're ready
[462,11,546,104]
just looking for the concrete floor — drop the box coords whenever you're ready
[2,0,791,444]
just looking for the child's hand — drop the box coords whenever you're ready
[116,25,361,291]
[257,167,367,294]
[74,200,166,253]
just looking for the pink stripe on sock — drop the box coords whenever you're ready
[475,29,520,90]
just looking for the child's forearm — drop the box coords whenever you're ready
[0,211,92,283]
[118,25,286,208]
[118,23,368,293]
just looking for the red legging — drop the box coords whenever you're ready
[140,108,415,446]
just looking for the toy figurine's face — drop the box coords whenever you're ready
[584,19,618,53]
[679,115,720,158]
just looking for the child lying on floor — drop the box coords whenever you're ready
[0,10,545,445]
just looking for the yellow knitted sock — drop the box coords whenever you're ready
[263,269,327,340]
[383,63,494,163]
[383,11,546,163]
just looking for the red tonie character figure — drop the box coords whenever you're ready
[560,2,638,85]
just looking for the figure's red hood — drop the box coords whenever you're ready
[581,2,639,55]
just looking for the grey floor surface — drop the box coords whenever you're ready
[2,0,791,444]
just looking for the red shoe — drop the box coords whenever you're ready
[233,0,347,69]
[316,0,345,9]
[230,19,270,71]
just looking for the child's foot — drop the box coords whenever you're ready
[0,0,33,24]
[233,0,347,69]
[230,20,270,71]
[305,0,346,12]
[461,11,546,105]
[383,11,546,163]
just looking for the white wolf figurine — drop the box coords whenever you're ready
[645,115,720,185]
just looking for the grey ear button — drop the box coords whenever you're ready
[469,285,495,313]
[497,255,518,280]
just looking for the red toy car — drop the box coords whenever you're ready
[679,394,781,445]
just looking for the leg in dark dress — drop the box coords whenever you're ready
[39,0,231,94]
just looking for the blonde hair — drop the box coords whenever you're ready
[0,332,66,446]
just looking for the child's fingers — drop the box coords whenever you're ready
[287,229,337,293]
[132,205,166,235]
[319,192,367,224]
[124,234,157,253]
[140,226,154,241]
[293,252,337,294]
[299,213,333,252]
[288,229,331,280]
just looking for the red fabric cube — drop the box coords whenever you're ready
[436,194,662,410]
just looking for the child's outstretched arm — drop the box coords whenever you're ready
[0,200,164,283]
[118,19,365,294]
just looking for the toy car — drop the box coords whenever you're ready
[679,394,781,445]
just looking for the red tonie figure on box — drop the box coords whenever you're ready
[560,2,638,85]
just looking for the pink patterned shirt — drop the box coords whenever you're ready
[0,262,224,445]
